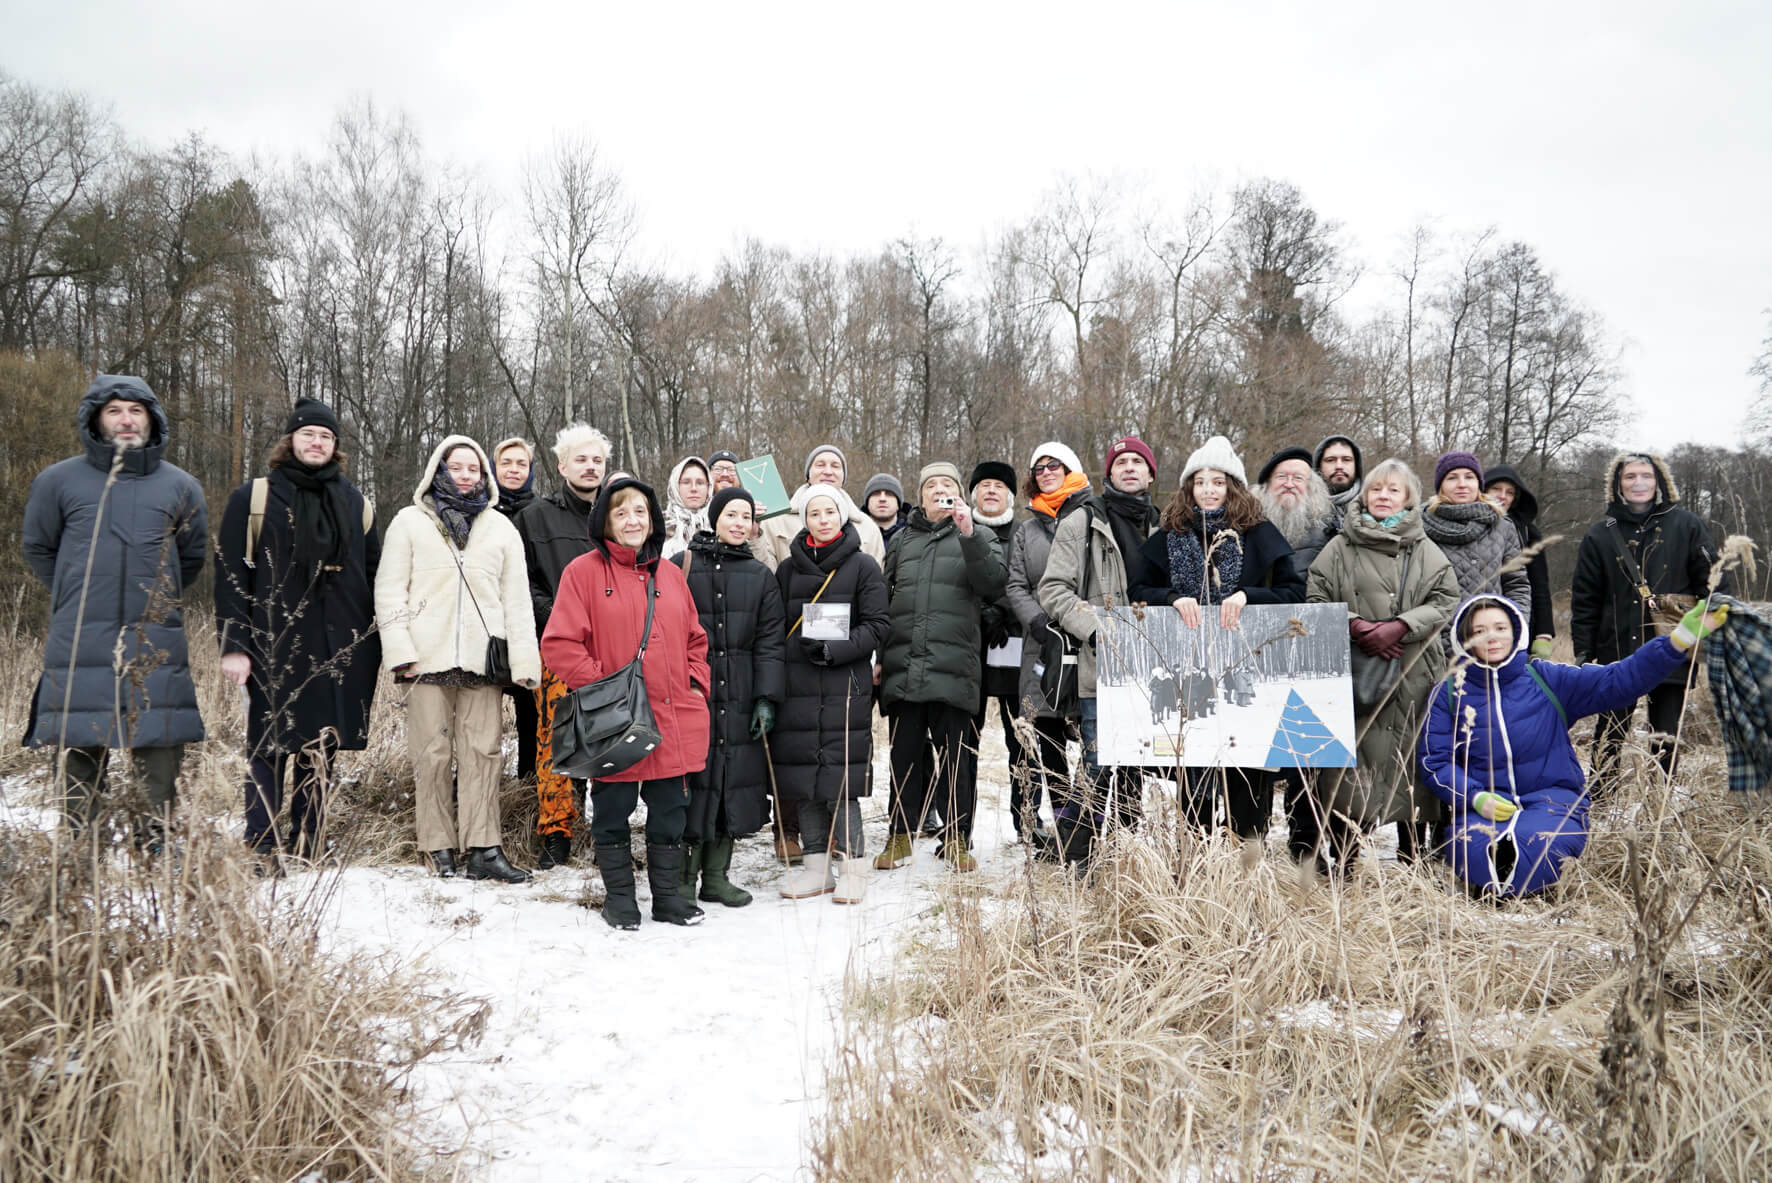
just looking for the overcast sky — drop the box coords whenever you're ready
[9,0,1769,450]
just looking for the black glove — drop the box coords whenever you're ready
[981,604,1011,650]
[799,637,832,665]
[1027,613,1056,649]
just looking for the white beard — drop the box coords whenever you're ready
[1257,478,1334,547]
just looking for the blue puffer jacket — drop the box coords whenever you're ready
[1418,596,1684,896]
[22,376,208,750]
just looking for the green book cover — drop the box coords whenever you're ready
[738,454,792,519]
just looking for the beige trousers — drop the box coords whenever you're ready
[407,682,504,851]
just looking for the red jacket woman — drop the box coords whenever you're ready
[540,475,711,930]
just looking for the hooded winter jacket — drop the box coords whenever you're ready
[771,524,891,806]
[374,436,542,687]
[23,376,208,749]
[1037,497,1140,699]
[880,508,1008,713]
[1314,434,1365,530]
[540,475,712,783]
[215,462,381,752]
[1482,464,1554,641]
[1005,486,1092,717]
[1570,453,1722,680]
[1306,508,1461,825]
[1419,596,1685,896]
[673,530,785,836]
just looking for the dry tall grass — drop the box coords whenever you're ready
[816,719,1772,1180]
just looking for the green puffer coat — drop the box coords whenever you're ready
[881,509,1008,713]
[1306,508,1460,826]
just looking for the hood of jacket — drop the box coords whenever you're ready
[1339,504,1426,552]
[1450,594,1530,672]
[413,435,498,510]
[1313,434,1364,482]
[588,473,666,563]
[79,374,169,473]
[1605,451,1680,508]
[1483,463,1540,525]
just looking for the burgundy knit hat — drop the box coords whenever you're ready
[1434,450,1483,492]
[1105,435,1156,479]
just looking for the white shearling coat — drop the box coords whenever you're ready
[374,435,542,687]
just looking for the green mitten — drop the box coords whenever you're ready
[1671,602,1730,652]
[1473,791,1518,822]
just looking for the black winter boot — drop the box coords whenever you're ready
[594,842,642,930]
[537,831,571,870]
[679,842,703,901]
[1053,815,1094,875]
[466,846,533,884]
[430,849,457,878]
[647,843,705,926]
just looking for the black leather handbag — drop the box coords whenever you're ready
[551,575,662,778]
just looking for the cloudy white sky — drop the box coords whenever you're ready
[9,0,1769,449]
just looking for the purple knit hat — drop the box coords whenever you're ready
[1434,450,1483,492]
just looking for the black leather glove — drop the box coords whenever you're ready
[799,637,832,665]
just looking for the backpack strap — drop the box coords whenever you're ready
[243,477,270,568]
[1526,661,1568,730]
[362,496,374,533]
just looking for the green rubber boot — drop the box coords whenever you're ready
[697,835,753,907]
[679,842,703,901]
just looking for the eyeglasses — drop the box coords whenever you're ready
[1031,460,1065,475]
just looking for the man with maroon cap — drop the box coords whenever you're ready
[1034,434,1160,867]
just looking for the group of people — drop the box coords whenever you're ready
[20,373,1734,930]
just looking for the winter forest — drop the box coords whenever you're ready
[3,68,1771,605]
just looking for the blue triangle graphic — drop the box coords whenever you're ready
[1264,689,1354,767]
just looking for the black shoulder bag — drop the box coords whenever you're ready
[551,574,663,778]
[445,533,513,684]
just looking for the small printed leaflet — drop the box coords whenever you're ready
[986,636,1024,668]
[802,602,849,641]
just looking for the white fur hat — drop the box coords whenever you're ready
[1028,441,1084,476]
[791,481,859,522]
[1179,435,1247,488]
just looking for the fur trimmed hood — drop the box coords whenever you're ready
[414,435,497,509]
[1605,451,1680,506]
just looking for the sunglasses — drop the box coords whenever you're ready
[1031,460,1066,475]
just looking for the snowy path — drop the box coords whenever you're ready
[319,723,1028,1182]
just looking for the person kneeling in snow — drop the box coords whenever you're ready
[1419,594,1728,898]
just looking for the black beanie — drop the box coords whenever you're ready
[286,397,340,437]
[968,460,1017,492]
[708,486,755,526]
[1256,446,1314,486]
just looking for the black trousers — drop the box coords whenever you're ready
[505,684,538,779]
[59,745,183,847]
[1268,769,1322,861]
[1591,680,1688,791]
[590,777,690,846]
[1182,766,1270,840]
[245,731,340,856]
[975,696,1063,835]
[888,701,978,842]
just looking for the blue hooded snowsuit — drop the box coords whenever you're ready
[1418,596,1685,896]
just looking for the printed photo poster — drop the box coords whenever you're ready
[1093,602,1357,768]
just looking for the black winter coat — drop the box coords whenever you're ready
[880,510,1008,713]
[516,483,598,635]
[1484,464,1554,641]
[673,532,787,838]
[771,525,891,806]
[215,469,382,753]
[1570,501,1720,678]
[22,377,208,749]
[1128,519,1305,607]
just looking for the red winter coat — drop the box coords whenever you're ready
[541,540,711,783]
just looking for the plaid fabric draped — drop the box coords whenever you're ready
[1704,596,1772,793]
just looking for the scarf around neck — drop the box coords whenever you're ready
[1423,498,1502,548]
[1165,506,1243,603]
[277,460,350,572]
[1100,488,1159,568]
[1031,471,1090,518]
[430,469,491,548]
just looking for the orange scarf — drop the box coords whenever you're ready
[1031,471,1090,518]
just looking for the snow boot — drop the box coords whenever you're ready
[647,843,705,926]
[1053,815,1094,873]
[774,832,804,865]
[781,851,835,899]
[832,855,868,905]
[537,831,571,871]
[680,842,704,901]
[872,832,914,870]
[697,835,752,907]
[466,846,532,884]
[594,842,642,930]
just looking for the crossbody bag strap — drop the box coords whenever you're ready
[437,522,499,641]
[787,569,839,638]
[634,573,658,659]
[1606,520,1656,608]
[1080,506,1097,603]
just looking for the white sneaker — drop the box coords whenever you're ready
[779,852,834,899]
[832,856,867,905]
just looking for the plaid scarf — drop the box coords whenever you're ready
[1705,596,1772,792]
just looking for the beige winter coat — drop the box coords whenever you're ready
[1036,501,1134,699]
[375,435,543,687]
[751,484,886,571]
[1305,508,1460,826]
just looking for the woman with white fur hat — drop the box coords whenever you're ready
[1128,435,1305,852]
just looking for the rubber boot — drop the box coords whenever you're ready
[697,835,753,907]
[594,842,642,930]
[679,842,704,901]
[1053,815,1094,875]
[647,843,705,926]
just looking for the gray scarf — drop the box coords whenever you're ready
[1422,498,1503,548]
